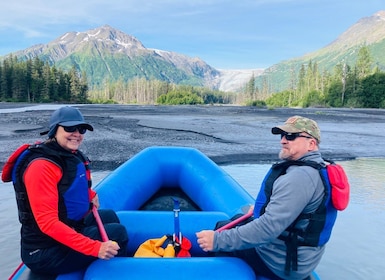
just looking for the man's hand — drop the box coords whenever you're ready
[196,230,215,252]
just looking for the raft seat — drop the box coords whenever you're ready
[117,210,231,256]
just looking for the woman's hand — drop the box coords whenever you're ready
[98,240,120,260]
[91,194,100,209]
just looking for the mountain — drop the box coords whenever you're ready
[4,11,385,94]
[8,25,243,90]
[258,10,385,93]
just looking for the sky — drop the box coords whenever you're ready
[0,0,384,69]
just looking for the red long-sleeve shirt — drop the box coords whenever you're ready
[24,159,101,257]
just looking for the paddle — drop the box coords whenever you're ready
[8,262,26,280]
[92,205,109,242]
[172,198,182,243]
[172,198,191,257]
[216,206,254,232]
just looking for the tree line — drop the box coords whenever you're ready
[87,78,236,105]
[0,55,88,103]
[1,46,384,108]
[0,55,236,105]
[244,46,385,108]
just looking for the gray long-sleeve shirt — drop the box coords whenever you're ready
[213,151,327,279]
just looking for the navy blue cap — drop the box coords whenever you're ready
[40,106,93,138]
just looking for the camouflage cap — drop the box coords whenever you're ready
[271,115,321,143]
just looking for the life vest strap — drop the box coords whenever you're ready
[282,229,300,275]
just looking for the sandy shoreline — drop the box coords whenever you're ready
[1,103,384,170]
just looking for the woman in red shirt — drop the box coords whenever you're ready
[6,106,128,276]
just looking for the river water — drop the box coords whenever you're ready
[1,158,384,279]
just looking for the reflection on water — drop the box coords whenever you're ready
[221,158,385,280]
[1,158,384,279]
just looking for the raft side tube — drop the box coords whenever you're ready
[176,147,255,215]
[94,148,164,211]
[95,146,254,215]
[84,257,257,280]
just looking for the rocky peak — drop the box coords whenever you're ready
[374,10,385,20]
[51,25,146,55]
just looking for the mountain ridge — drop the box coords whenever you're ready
[9,25,228,89]
[325,11,385,50]
[259,10,385,93]
[3,11,385,93]
[1,25,263,92]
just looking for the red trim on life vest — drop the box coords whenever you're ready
[1,144,30,182]
[327,164,350,211]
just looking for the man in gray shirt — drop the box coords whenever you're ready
[197,116,335,280]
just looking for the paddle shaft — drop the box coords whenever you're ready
[8,262,25,280]
[216,211,254,232]
[92,205,109,242]
[172,198,182,242]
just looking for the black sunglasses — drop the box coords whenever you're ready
[62,125,87,134]
[280,132,312,141]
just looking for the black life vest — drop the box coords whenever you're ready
[254,160,338,275]
[7,142,92,249]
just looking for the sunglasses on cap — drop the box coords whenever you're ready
[61,125,87,134]
[280,132,313,141]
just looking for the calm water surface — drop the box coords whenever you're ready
[1,158,384,279]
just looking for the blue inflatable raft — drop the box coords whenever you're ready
[12,146,320,280]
